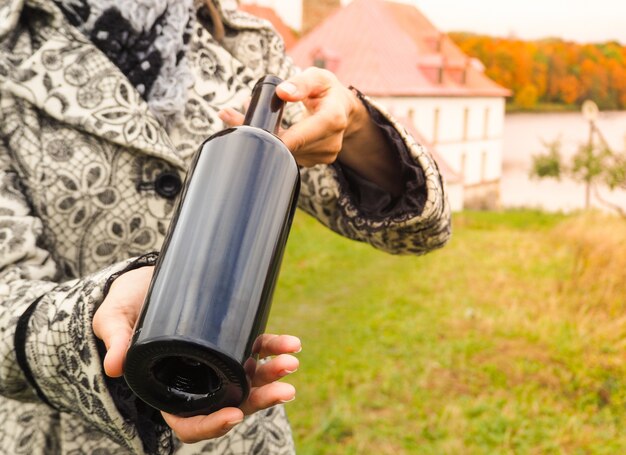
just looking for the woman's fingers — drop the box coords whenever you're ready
[279,114,345,164]
[239,382,296,416]
[252,334,301,359]
[162,380,297,442]
[162,337,299,443]
[275,67,333,102]
[220,68,357,167]
[276,69,354,164]
[218,107,245,127]
[162,407,245,444]
[250,353,299,387]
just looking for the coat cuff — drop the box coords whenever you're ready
[332,87,427,221]
[18,254,162,453]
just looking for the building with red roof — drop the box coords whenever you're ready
[241,0,511,209]
[289,0,509,99]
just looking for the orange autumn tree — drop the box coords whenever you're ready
[450,33,626,110]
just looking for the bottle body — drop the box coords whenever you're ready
[124,123,299,417]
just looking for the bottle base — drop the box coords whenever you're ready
[124,338,249,417]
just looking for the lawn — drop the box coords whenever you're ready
[268,209,626,454]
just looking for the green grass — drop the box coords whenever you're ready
[267,209,626,454]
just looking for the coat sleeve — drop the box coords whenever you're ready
[0,139,157,453]
[259,29,451,255]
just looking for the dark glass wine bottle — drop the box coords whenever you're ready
[123,75,300,417]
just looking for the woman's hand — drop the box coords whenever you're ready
[219,67,403,195]
[92,266,301,443]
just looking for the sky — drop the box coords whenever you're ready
[405,0,626,44]
[242,0,626,45]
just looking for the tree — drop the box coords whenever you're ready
[449,33,626,110]
[558,75,581,104]
[531,139,562,178]
[530,122,626,217]
[514,84,539,109]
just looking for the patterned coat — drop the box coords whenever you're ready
[0,0,451,453]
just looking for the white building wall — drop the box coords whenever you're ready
[375,96,506,187]
[444,180,464,212]
[434,140,502,185]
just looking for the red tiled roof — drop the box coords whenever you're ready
[239,4,299,50]
[289,0,510,97]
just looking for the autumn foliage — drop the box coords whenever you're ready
[449,33,626,110]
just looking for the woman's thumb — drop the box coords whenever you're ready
[102,324,134,377]
[93,312,134,378]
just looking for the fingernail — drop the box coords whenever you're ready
[278,82,298,96]
[279,396,296,404]
[225,418,244,429]
[279,368,298,377]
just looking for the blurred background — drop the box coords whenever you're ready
[240,1,626,452]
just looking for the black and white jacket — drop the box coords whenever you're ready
[0,0,451,453]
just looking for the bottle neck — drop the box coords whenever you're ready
[243,76,285,134]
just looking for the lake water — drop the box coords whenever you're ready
[501,111,626,213]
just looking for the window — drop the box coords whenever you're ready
[460,151,467,180]
[480,150,488,182]
[462,107,469,140]
[483,107,490,139]
[313,57,326,69]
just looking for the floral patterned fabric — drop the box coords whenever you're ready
[49,0,196,124]
[0,0,451,453]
